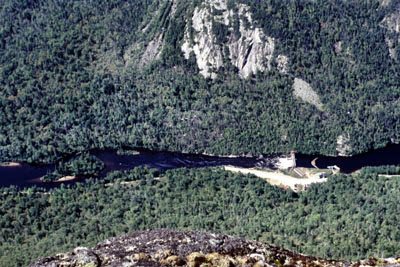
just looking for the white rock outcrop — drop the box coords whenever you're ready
[334,41,343,54]
[137,33,164,68]
[182,0,278,78]
[181,6,224,78]
[293,78,324,111]
[276,55,289,74]
[380,0,392,6]
[382,6,400,58]
[383,8,400,35]
[336,134,352,156]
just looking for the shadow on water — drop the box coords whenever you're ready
[0,149,261,189]
[0,144,399,188]
[296,144,400,173]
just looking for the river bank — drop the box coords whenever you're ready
[0,162,22,167]
[0,144,399,188]
[53,176,77,182]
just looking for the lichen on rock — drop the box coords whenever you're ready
[29,229,400,266]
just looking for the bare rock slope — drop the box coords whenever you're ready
[293,78,324,111]
[382,4,400,59]
[30,229,400,266]
[181,0,281,79]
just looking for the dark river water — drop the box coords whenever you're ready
[0,144,399,188]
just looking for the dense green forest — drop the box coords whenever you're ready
[359,165,400,175]
[1,0,400,164]
[1,167,399,266]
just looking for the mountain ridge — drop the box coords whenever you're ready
[1,0,400,163]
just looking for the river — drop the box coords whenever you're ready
[0,144,399,188]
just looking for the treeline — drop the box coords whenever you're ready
[1,0,400,164]
[1,167,399,266]
[359,165,400,176]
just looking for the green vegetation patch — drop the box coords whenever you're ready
[1,167,400,266]
[41,153,104,182]
[359,165,400,176]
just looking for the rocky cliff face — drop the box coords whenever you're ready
[181,0,284,79]
[383,6,400,35]
[30,229,400,267]
[382,4,400,59]
[336,133,353,157]
[123,0,177,71]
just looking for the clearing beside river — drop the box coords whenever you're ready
[224,166,328,190]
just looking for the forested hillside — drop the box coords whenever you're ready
[2,1,400,266]
[1,0,400,163]
[1,167,399,266]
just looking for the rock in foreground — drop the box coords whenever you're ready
[29,229,400,266]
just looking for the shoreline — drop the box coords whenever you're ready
[54,176,77,182]
[0,162,22,167]
[201,152,254,158]
[116,150,141,156]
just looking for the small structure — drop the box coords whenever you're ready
[290,150,296,168]
[319,172,327,179]
[293,168,305,177]
[327,165,340,170]
[327,165,340,174]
